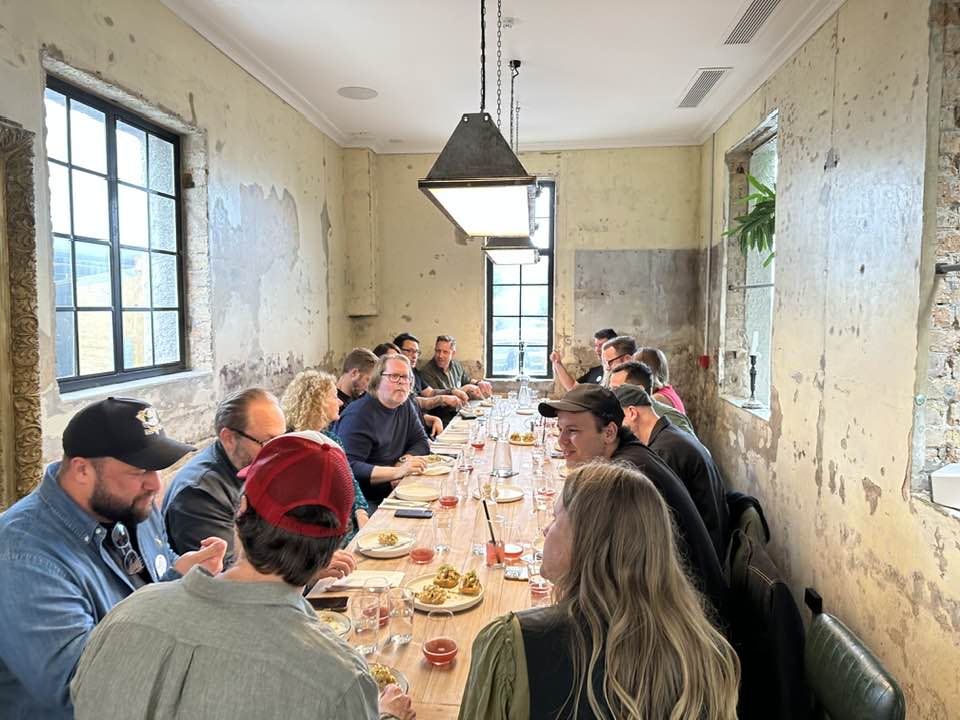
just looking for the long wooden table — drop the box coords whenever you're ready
[340,415,559,719]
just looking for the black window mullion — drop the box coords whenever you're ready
[105,112,125,376]
[65,95,81,378]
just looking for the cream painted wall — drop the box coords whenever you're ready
[351,146,703,379]
[695,0,960,716]
[0,0,349,462]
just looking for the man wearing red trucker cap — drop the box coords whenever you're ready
[71,432,416,720]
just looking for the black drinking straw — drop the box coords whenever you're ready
[481,499,497,544]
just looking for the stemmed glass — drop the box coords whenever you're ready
[422,609,458,666]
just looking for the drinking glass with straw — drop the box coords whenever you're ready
[481,499,505,568]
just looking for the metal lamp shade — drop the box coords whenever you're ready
[482,236,540,265]
[419,112,536,237]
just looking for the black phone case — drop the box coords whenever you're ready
[394,508,434,519]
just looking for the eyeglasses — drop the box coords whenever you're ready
[606,353,631,367]
[111,522,145,576]
[228,427,272,447]
[383,373,412,385]
[400,346,421,357]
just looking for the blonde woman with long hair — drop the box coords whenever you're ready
[281,369,369,543]
[459,461,740,720]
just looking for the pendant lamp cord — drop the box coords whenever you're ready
[480,0,486,112]
[509,60,520,151]
[496,0,503,127]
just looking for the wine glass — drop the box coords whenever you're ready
[438,473,459,509]
[527,554,553,606]
[387,587,415,646]
[470,422,487,452]
[422,609,458,666]
[409,524,437,565]
[433,509,455,554]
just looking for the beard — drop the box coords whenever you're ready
[90,477,153,526]
[349,378,366,398]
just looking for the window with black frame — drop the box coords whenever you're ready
[45,78,185,391]
[486,181,555,378]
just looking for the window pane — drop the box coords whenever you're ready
[524,346,548,375]
[71,170,109,239]
[121,248,150,308]
[118,185,148,248]
[492,264,520,284]
[492,317,519,345]
[117,121,147,186]
[531,219,551,249]
[69,101,106,174]
[148,135,175,194]
[48,162,71,235]
[492,285,520,316]
[74,241,112,307]
[77,310,115,375]
[44,90,68,162]
[55,311,76,378]
[153,310,180,364]
[151,253,178,308]
[520,317,548,345]
[521,258,549,284]
[521,285,548,316]
[492,346,518,376]
[534,187,552,220]
[123,311,153,369]
[149,194,177,251]
[54,237,74,307]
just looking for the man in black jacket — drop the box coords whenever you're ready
[538,386,727,617]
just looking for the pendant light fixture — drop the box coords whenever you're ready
[418,0,536,238]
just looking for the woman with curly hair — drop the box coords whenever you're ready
[459,460,740,720]
[281,369,369,544]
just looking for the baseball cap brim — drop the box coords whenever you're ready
[116,437,195,471]
[538,399,592,417]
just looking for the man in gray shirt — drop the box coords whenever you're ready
[71,431,415,720]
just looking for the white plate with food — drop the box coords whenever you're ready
[316,610,352,638]
[508,432,537,446]
[355,529,415,559]
[419,464,452,477]
[394,482,441,502]
[423,454,454,465]
[515,407,536,415]
[472,484,524,503]
[408,568,484,613]
[369,663,409,693]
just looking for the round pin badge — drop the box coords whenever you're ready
[154,554,168,577]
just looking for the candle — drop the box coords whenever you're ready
[750,331,759,356]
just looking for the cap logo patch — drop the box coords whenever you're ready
[136,407,163,436]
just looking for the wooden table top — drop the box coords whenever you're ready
[340,416,560,719]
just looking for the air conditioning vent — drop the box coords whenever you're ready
[724,0,782,44]
[678,68,730,109]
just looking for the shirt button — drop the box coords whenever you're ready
[83,536,90,543]
[95,528,103,535]
[155,538,162,547]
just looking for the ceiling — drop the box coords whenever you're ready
[161,0,844,154]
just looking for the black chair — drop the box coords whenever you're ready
[804,589,906,720]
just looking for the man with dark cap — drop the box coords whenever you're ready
[0,398,227,720]
[614,384,729,561]
[538,386,726,617]
[71,432,415,720]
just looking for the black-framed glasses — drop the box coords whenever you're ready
[228,427,269,447]
[383,373,412,385]
[606,353,631,368]
[400,346,421,357]
[111,522,145,576]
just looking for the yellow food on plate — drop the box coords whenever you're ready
[460,570,482,596]
[370,663,397,691]
[509,432,522,442]
[377,531,399,546]
[424,454,448,464]
[416,585,448,605]
[433,564,461,588]
[509,432,536,443]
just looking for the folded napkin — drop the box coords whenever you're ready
[327,570,406,591]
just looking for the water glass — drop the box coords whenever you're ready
[433,509,455,554]
[362,576,391,632]
[388,587,415,645]
[351,593,380,656]
[422,609,458,666]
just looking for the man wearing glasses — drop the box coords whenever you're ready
[335,354,431,509]
[0,397,227,719]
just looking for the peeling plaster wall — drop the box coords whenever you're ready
[0,0,349,461]
[695,0,960,716]
[351,147,702,382]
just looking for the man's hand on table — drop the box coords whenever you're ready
[462,383,484,400]
[174,536,227,576]
[476,380,493,397]
[440,393,463,408]
[379,684,416,720]
[450,388,470,403]
[314,550,357,581]
[424,414,443,438]
[392,456,429,486]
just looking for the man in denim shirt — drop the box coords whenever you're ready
[0,397,227,719]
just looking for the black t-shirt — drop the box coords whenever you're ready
[337,388,354,409]
[102,522,152,588]
[576,365,604,385]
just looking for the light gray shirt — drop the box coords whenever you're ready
[70,567,381,720]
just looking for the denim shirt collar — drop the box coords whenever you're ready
[37,462,102,545]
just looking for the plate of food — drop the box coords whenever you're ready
[508,431,537,446]
[472,483,524,503]
[369,663,409,694]
[409,566,484,612]
[424,454,454,465]
[420,464,452,477]
[316,610,352,638]
[394,482,441,502]
[515,407,536,415]
[355,529,415,559]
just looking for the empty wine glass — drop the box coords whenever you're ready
[433,509,455,554]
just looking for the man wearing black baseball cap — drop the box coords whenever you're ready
[539,386,728,618]
[0,397,227,720]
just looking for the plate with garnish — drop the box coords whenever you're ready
[316,610,352,638]
[408,568,484,613]
[369,663,409,693]
[508,432,537,446]
[355,529,415,559]
[472,484,524,503]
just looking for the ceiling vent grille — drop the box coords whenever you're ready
[678,68,729,109]
[724,0,782,44]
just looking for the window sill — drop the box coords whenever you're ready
[914,490,960,523]
[721,394,772,422]
[59,369,213,404]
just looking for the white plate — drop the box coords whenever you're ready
[408,573,484,613]
[369,663,409,694]
[508,438,536,446]
[316,611,352,638]
[394,483,441,502]
[355,530,415,559]
[472,484,524,503]
[515,407,536,415]
[420,465,451,477]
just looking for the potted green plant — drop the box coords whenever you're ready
[724,174,775,267]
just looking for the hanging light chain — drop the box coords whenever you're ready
[480,0,486,112]
[496,0,503,128]
[509,60,519,151]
